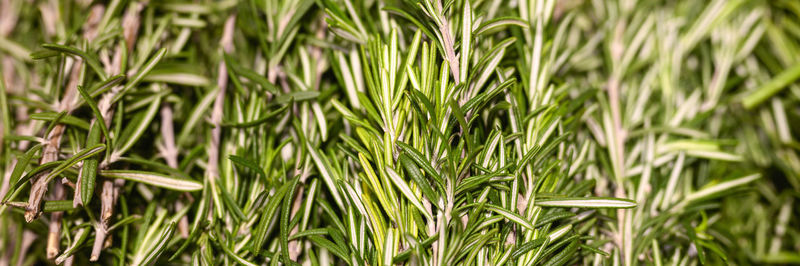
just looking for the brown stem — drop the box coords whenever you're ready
[435,0,460,83]
[25,123,65,222]
[207,15,236,185]
[0,0,20,37]
[46,179,65,259]
[287,186,304,260]
[160,106,179,168]
[160,105,190,237]
[608,20,629,263]
[37,2,58,37]
[90,180,114,261]
[25,58,79,261]
[84,4,143,261]
[63,255,74,266]
[122,3,144,53]
[26,57,82,220]
[27,8,106,263]
[15,230,37,266]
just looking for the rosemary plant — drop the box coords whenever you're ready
[0,0,798,265]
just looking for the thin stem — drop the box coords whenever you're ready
[435,0,461,83]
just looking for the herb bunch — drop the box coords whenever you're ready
[0,0,799,265]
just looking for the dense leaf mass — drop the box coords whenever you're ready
[0,0,799,265]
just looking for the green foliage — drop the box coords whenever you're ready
[0,0,798,265]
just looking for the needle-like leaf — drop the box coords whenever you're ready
[100,170,202,191]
